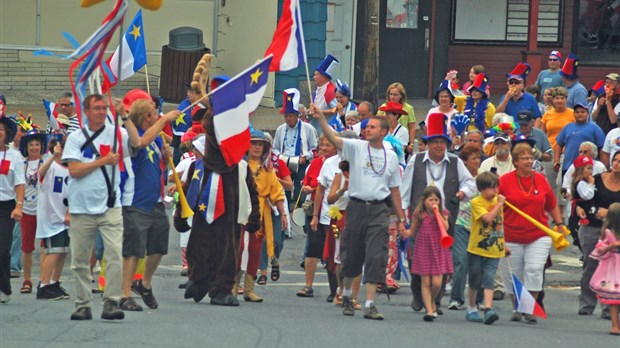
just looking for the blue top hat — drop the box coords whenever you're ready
[468,73,489,98]
[19,129,48,157]
[336,79,351,98]
[434,80,454,104]
[315,54,339,80]
[280,88,300,114]
[210,75,231,91]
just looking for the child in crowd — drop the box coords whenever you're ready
[466,172,507,325]
[589,202,620,336]
[525,85,545,116]
[402,186,452,322]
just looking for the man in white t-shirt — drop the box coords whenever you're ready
[62,94,134,321]
[601,127,620,169]
[310,103,406,320]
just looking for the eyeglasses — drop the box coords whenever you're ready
[548,58,559,62]
[59,103,72,107]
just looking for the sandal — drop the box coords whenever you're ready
[352,299,362,310]
[20,280,33,294]
[257,275,267,286]
[270,265,280,282]
[296,287,314,297]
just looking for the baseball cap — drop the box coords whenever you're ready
[549,50,562,60]
[605,73,620,81]
[493,132,511,143]
[516,110,533,124]
[573,102,589,111]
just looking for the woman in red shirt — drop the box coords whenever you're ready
[499,142,563,324]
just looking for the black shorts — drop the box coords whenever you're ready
[42,230,70,254]
[306,223,327,258]
[122,204,170,257]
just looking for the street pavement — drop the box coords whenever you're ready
[1,218,617,348]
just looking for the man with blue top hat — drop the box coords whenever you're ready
[401,112,476,315]
[560,54,588,109]
[497,62,542,127]
[310,54,339,136]
[273,88,318,210]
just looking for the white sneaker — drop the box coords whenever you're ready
[448,300,463,310]
[0,291,10,303]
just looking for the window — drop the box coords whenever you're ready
[451,0,562,45]
[574,0,620,65]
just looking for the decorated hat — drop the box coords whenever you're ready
[0,114,17,144]
[280,88,301,114]
[591,80,606,96]
[559,53,579,80]
[19,129,48,157]
[378,101,408,116]
[468,73,489,98]
[433,80,455,104]
[549,50,562,61]
[506,62,531,81]
[423,113,451,144]
[513,134,537,148]
[315,54,339,80]
[123,89,151,111]
[210,75,230,92]
[336,79,351,98]
[573,155,594,169]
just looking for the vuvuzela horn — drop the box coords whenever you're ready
[433,206,453,248]
[161,132,194,218]
[504,201,569,252]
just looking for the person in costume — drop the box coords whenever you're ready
[380,102,409,153]
[427,80,458,136]
[462,65,491,97]
[377,82,416,154]
[309,54,340,136]
[496,62,542,127]
[331,79,356,128]
[559,54,588,109]
[454,73,496,133]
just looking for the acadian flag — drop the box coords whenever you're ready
[43,99,60,131]
[210,55,273,167]
[511,273,547,319]
[264,0,306,72]
[102,10,147,93]
[197,172,225,224]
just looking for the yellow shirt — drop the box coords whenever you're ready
[468,196,506,258]
[541,108,575,149]
[454,95,496,131]
[248,160,284,207]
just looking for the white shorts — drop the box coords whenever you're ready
[500,236,551,293]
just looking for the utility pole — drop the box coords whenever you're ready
[361,0,380,107]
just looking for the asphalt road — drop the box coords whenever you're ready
[0,220,616,348]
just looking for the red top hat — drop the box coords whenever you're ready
[560,53,579,80]
[423,113,451,144]
[378,101,408,116]
[506,63,531,81]
[591,80,605,96]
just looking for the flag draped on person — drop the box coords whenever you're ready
[264,0,306,72]
[43,99,61,131]
[102,9,147,93]
[511,273,548,319]
[210,55,273,167]
[197,171,225,224]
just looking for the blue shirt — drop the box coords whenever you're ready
[499,93,542,119]
[566,81,588,109]
[126,128,166,212]
[535,69,563,96]
[556,122,605,171]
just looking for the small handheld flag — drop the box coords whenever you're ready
[511,273,547,319]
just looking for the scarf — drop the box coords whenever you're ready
[464,97,489,132]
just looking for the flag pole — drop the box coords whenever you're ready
[144,64,151,95]
[295,0,313,103]
[110,12,126,192]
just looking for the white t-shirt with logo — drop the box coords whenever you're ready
[36,161,69,239]
[318,155,348,224]
[0,147,26,201]
[603,128,620,167]
[22,155,50,215]
[340,139,401,201]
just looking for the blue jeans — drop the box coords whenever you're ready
[10,222,22,273]
[449,224,469,304]
[259,212,284,270]
[94,229,104,260]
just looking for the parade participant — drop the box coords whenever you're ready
[574,151,620,319]
[534,50,563,96]
[401,186,452,322]
[309,54,339,136]
[601,124,620,170]
[428,80,458,133]
[454,73,496,133]
[541,87,575,150]
[380,101,409,152]
[273,88,317,211]
[496,62,542,127]
[559,54,588,108]
[462,65,491,97]
[171,83,200,165]
[351,101,374,138]
[377,83,416,153]
[62,94,133,320]
[344,110,360,130]
[479,132,514,176]
[448,145,481,310]
[0,112,24,304]
[331,79,356,127]
[311,103,406,320]
[18,128,48,294]
[35,137,70,300]
[236,130,287,303]
[114,98,181,311]
[588,202,620,335]
[562,142,607,195]
[401,113,476,313]
[498,143,563,324]
[6,100,25,280]
[465,172,506,325]
[515,110,553,164]
[57,93,80,134]
[591,73,620,135]
[297,136,336,298]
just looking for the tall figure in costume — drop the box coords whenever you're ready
[309,54,341,136]
[179,55,261,306]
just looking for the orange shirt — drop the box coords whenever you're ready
[541,108,575,149]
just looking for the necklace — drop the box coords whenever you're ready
[427,160,447,183]
[516,173,538,196]
[25,159,42,188]
[367,143,387,175]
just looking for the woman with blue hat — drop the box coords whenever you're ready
[454,73,496,133]
[0,111,25,303]
[331,79,356,129]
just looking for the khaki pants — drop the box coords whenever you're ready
[70,208,123,308]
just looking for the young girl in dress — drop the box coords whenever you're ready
[402,186,453,322]
[589,202,620,335]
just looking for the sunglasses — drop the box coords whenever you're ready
[548,58,559,62]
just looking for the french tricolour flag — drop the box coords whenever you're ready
[43,99,60,131]
[210,55,273,167]
[198,172,225,224]
[264,0,306,72]
[512,273,547,319]
[102,10,147,93]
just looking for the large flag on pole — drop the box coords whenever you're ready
[511,273,548,319]
[102,9,147,93]
[264,0,306,72]
[210,55,273,166]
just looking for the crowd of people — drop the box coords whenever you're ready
[1,51,620,335]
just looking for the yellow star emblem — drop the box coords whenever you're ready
[250,68,263,85]
[130,24,141,41]
[192,169,201,181]
[147,146,155,163]
[287,96,292,101]
[198,203,206,211]
[175,113,186,126]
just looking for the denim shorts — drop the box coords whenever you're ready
[467,253,499,290]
